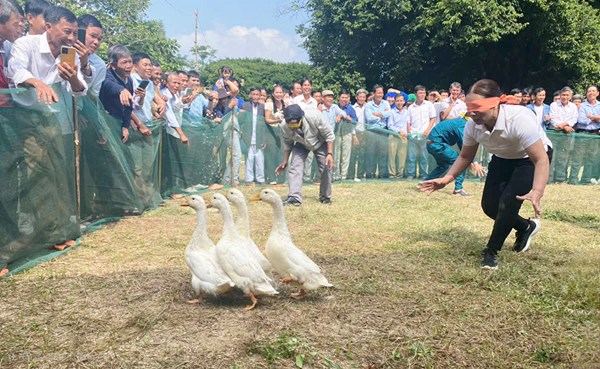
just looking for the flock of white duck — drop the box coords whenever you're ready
[181,188,333,311]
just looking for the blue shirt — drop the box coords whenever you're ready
[388,107,409,134]
[321,103,346,132]
[188,93,209,118]
[340,103,358,121]
[576,100,600,131]
[526,103,551,130]
[428,117,468,148]
[365,100,391,129]
[99,68,133,129]
[131,72,155,123]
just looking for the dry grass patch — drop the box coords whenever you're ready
[1,181,598,368]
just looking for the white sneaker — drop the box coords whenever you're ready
[591,178,598,185]
[354,178,361,182]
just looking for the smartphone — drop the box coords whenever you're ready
[77,28,86,44]
[184,88,194,96]
[138,80,150,89]
[60,46,76,68]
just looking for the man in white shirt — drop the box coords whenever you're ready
[548,86,577,183]
[407,85,436,179]
[440,82,467,121]
[8,6,87,104]
[241,87,266,185]
[161,72,188,144]
[292,78,319,182]
[7,6,86,251]
[0,0,24,90]
[348,88,367,181]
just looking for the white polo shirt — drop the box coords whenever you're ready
[292,94,318,111]
[463,105,552,160]
[441,97,467,120]
[408,100,436,133]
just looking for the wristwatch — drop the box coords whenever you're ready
[327,152,333,156]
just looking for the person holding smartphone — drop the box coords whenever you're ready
[75,14,104,96]
[8,6,87,104]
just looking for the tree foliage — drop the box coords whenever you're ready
[51,0,184,71]
[200,58,314,98]
[296,0,600,93]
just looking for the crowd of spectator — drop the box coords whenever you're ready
[1,0,599,192]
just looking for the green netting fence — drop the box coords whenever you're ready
[1,85,599,277]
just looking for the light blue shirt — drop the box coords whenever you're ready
[188,93,209,118]
[365,100,391,129]
[131,72,154,123]
[576,100,600,130]
[388,106,409,134]
[321,103,346,132]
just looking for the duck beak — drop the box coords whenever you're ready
[249,194,261,202]
[180,198,190,207]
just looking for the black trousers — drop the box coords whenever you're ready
[481,148,553,253]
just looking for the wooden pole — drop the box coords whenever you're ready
[72,96,80,220]
[230,108,235,187]
[194,10,199,71]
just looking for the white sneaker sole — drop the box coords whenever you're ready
[520,219,541,253]
[481,264,498,270]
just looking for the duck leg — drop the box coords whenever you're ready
[244,293,258,311]
[187,293,205,304]
[290,289,306,299]
[281,276,294,284]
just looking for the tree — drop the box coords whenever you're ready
[189,45,217,70]
[295,0,600,93]
[201,58,314,98]
[53,0,184,71]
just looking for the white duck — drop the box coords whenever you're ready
[208,193,278,310]
[251,189,333,299]
[226,189,274,276]
[181,195,234,304]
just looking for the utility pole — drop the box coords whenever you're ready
[194,9,199,70]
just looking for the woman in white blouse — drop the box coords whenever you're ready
[420,79,552,270]
[263,85,287,184]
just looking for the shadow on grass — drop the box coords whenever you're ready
[543,209,600,230]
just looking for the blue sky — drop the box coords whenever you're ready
[147,0,311,63]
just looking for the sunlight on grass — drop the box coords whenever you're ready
[0,181,598,368]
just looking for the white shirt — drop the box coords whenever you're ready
[292,94,318,111]
[352,102,366,132]
[251,103,258,145]
[7,33,87,96]
[441,97,467,120]
[161,87,182,138]
[86,53,106,96]
[408,100,436,133]
[433,102,445,125]
[533,104,544,127]
[549,101,578,129]
[1,40,11,69]
[132,72,154,123]
[463,105,552,160]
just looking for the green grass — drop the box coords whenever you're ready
[0,181,598,368]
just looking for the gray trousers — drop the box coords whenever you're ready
[288,143,332,203]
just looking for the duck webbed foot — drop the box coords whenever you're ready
[244,292,258,311]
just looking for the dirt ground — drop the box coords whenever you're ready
[1,181,598,368]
